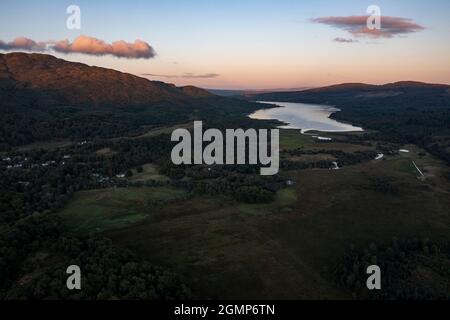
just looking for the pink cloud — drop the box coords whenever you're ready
[141,72,220,79]
[312,16,424,38]
[0,37,46,51]
[52,35,155,59]
[333,37,359,43]
[0,35,156,59]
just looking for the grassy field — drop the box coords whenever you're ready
[95,147,117,157]
[131,122,194,139]
[59,131,450,299]
[14,139,73,152]
[60,186,188,234]
[128,163,170,182]
[279,130,312,149]
[280,129,375,152]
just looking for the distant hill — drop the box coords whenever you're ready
[206,87,312,98]
[251,81,450,107]
[0,52,213,108]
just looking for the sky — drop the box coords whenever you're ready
[0,0,449,89]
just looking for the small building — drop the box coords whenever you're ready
[317,136,332,141]
[286,180,295,186]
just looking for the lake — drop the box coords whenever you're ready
[249,101,363,133]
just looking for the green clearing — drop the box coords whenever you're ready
[60,186,188,234]
[280,129,375,152]
[237,188,298,215]
[129,163,170,182]
[133,122,194,139]
[280,130,312,149]
[95,147,117,157]
[15,139,72,152]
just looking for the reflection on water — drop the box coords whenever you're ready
[249,101,363,133]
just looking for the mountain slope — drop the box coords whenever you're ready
[0,53,261,148]
[179,85,215,98]
[0,52,214,108]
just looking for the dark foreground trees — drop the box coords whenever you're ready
[0,213,191,300]
[332,238,450,300]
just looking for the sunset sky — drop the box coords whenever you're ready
[1,0,449,89]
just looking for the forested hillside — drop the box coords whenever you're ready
[0,53,262,148]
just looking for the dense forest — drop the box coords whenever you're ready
[332,238,449,300]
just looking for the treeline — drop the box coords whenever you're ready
[167,164,284,203]
[0,95,264,149]
[281,148,379,170]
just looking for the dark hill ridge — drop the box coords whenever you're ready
[251,81,450,105]
[308,81,446,92]
[0,52,213,108]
